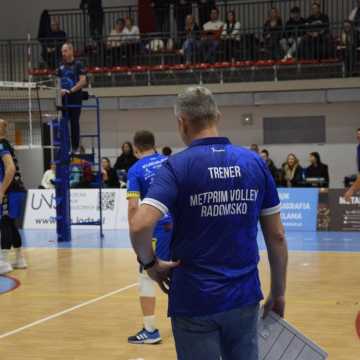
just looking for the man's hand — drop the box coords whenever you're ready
[60,89,70,96]
[344,188,354,203]
[263,294,285,319]
[147,259,180,294]
[0,189,4,204]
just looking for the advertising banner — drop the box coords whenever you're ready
[278,188,319,232]
[23,189,128,230]
[317,189,360,231]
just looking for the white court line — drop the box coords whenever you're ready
[0,282,138,340]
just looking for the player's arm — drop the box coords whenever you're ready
[0,154,16,203]
[344,175,360,201]
[70,74,87,94]
[128,198,140,223]
[260,212,288,318]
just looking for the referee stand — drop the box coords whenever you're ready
[52,91,104,242]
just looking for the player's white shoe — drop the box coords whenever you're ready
[0,255,13,274]
[13,255,27,269]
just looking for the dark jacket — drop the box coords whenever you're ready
[104,167,120,188]
[284,17,306,38]
[38,10,51,42]
[305,163,329,187]
[305,14,330,35]
[264,18,283,40]
[281,164,304,187]
[114,154,138,172]
[266,159,278,181]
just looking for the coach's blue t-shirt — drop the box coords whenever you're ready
[57,60,86,91]
[127,153,172,231]
[143,137,281,317]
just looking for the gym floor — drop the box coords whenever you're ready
[0,230,359,360]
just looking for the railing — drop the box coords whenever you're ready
[1,23,359,85]
[47,0,354,41]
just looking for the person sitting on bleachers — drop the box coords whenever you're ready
[180,14,200,64]
[41,17,67,68]
[101,157,120,188]
[221,10,241,61]
[280,6,306,61]
[300,3,331,60]
[114,141,138,173]
[201,8,224,63]
[263,7,283,60]
[349,0,360,47]
[121,16,141,66]
[305,152,329,188]
[338,20,357,75]
[280,153,304,187]
[40,163,56,189]
[260,149,278,182]
[106,18,125,66]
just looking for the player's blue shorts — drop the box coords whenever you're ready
[0,192,26,219]
[153,222,172,262]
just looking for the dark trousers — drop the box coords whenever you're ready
[89,10,104,40]
[62,94,82,152]
[1,215,22,249]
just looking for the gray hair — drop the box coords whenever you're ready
[174,86,219,129]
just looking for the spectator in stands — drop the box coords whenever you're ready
[344,128,360,201]
[305,152,329,187]
[263,7,283,60]
[261,149,278,181]
[41,17,67,68]
[349,0,360,47]
[122,16,141,66]
[162,146,173,156]
[280,153,304,187]
[152,1,171,34]
[114,141,138,173]
[175,0,193,33]
[40,163,56,189]
[201,8,224,63]
[80,0,104,40]
[300,3,331,60]
[198,0,216,27]
[338,20,357,76]
[221,10,241,61]
[280,6,306,61]
[107,18,125,66]
[180,14,200,64]
[101,157,120,188]
[250,144,259,153]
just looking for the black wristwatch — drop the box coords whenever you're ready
[137,256,157,270]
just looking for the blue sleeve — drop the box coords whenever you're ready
[127,167,141,199]
[260,161,281,216]
[143,161,178,215]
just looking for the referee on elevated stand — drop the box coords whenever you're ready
[129,86,288,360]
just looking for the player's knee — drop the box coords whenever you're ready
[139,272,156,297]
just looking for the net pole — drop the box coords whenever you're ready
[27,33,33,148]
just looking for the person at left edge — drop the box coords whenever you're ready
[0,119,27,272]
[126,130,172,345]
[56,42,87,153]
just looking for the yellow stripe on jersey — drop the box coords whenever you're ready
[127,191,140,200]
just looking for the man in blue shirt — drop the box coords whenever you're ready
[57,42,87,153]
[127,130,172,345]
[129,87,288,359]
[345,128,360,201]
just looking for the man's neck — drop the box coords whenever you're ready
[138,149,156,159]
[65,57,74,64]
[188,127,219,144]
